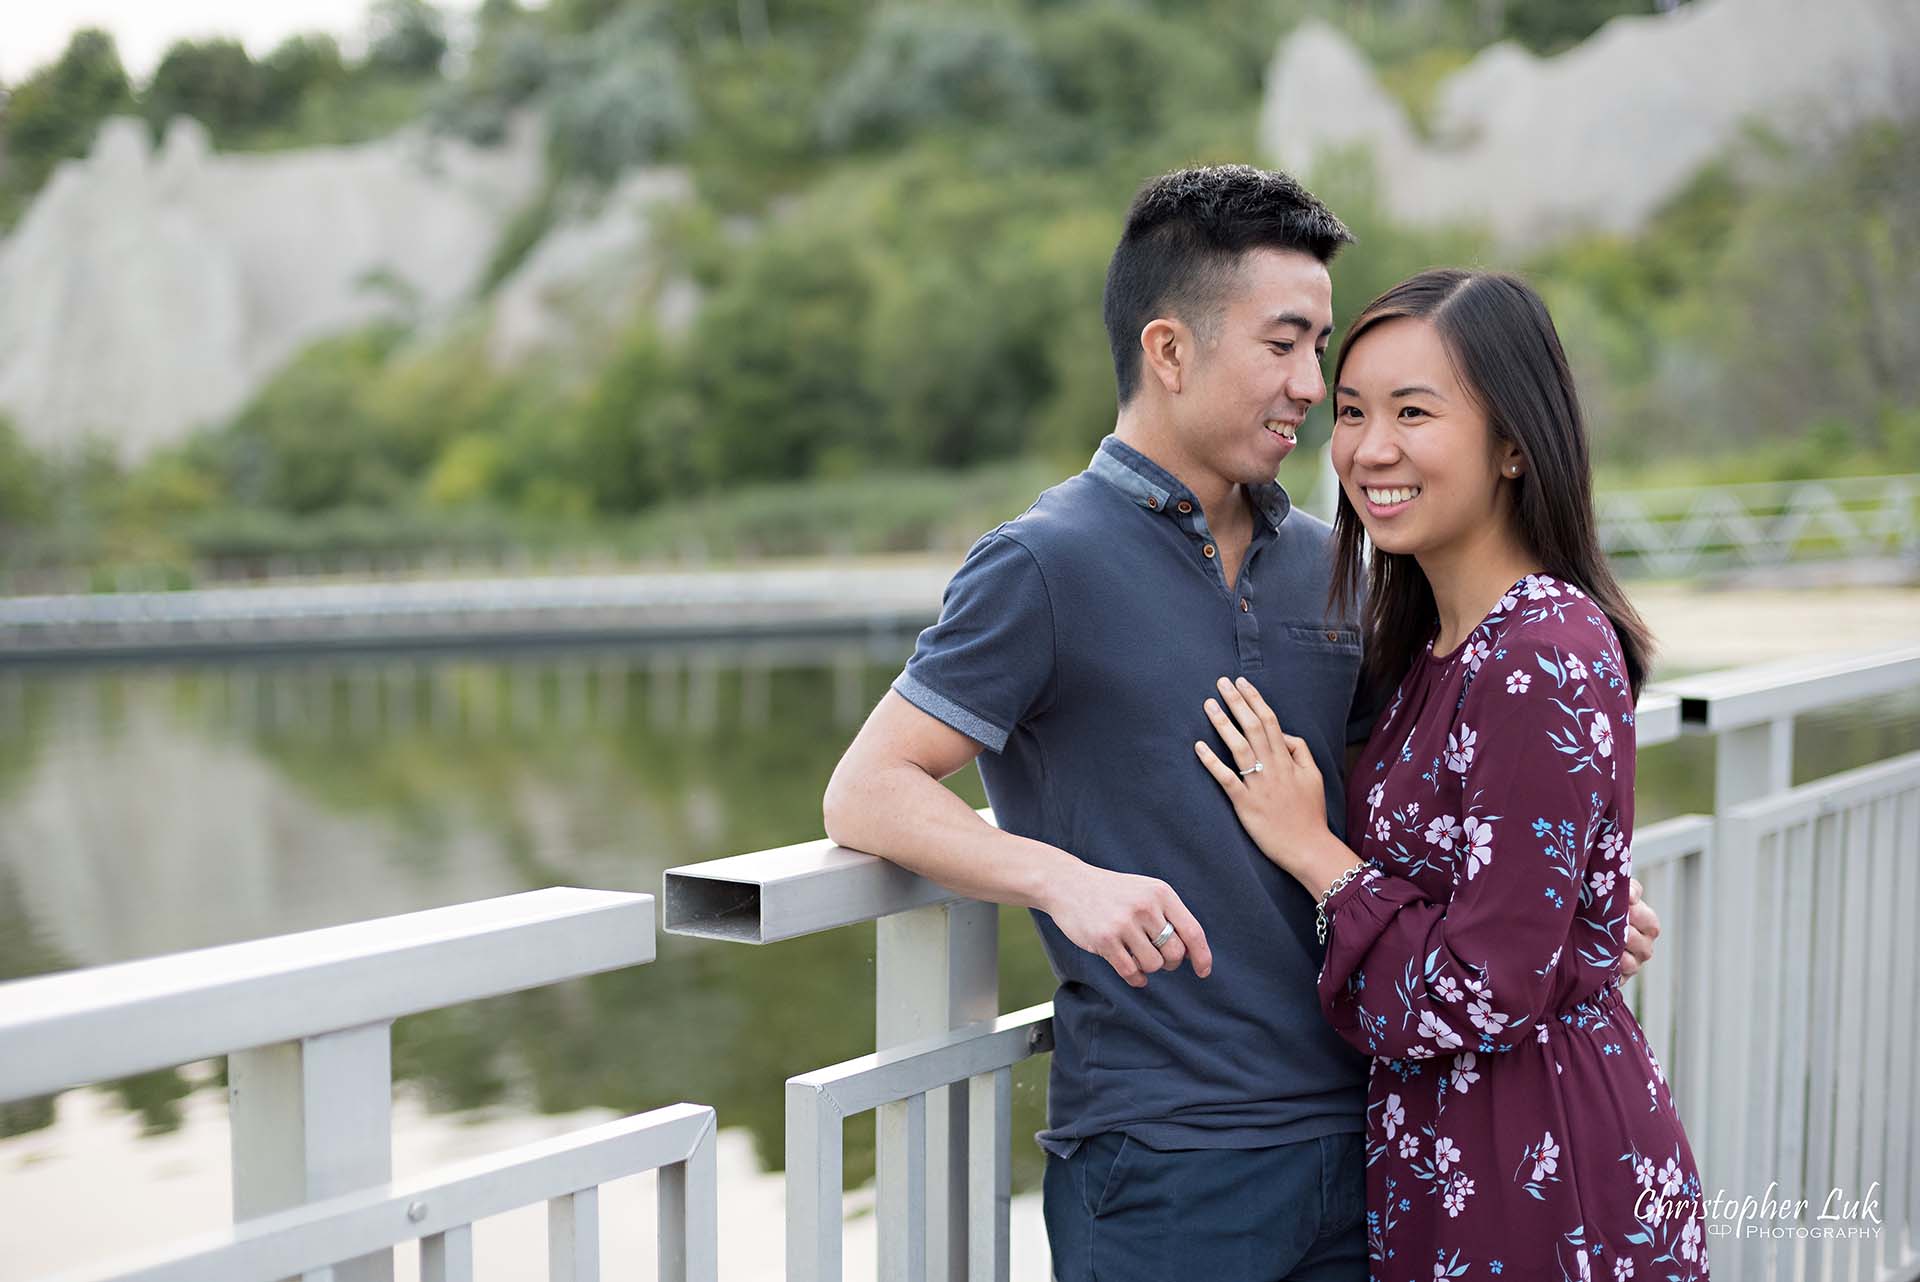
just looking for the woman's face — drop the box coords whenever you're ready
[1330,316,1518,561]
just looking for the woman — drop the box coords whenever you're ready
[1194,269,1708,1280]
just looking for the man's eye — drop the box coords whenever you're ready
[1271,341,1295,355]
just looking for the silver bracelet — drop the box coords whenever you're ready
[1316,862,1376,946]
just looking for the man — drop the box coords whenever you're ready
[823,165,1659,1280]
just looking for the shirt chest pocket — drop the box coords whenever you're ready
[1273,622,1363,741]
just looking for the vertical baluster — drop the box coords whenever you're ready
[659,1111,718,1282]
[787,1080,844,1282]
[1858,792,1899,1280]
[420,1225,473,1282]
[878,1094,927,1282]
[549,1187,600,1282]
[967,1067,1011,1282]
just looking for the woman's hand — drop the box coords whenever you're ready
[1195,676,1332,875]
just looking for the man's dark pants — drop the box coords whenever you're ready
[1043,1130,1369,1282]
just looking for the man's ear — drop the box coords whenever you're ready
[1139,318,1187,395]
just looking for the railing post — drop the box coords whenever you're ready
[229,1021,395,1282]
[1699,715,1793,1279]
[876,900,999,1282]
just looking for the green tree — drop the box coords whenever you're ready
[816,8,1049,150]
[0,29,133,199]
[258,34,350,126]
[142,38,264,141]
[366,0,450,77]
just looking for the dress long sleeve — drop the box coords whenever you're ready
[1317,632,1629,1060]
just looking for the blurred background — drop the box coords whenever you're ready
[1,0,1917,1276]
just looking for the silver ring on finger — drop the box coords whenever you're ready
[1238,761,1264,776]
[1150,920,1175,949]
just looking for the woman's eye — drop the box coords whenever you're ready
[1336,405,1361,421]
[1398,406,1429,420]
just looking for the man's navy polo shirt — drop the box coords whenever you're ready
[893,435,1373,1157]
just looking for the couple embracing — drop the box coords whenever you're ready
[825,165,1709,1282]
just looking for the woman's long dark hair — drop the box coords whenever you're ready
[1328,269,1656,703]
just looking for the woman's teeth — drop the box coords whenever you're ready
[1264,421,1297,442]
[1364,486,1421,505]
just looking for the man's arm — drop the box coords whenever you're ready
[823,690,1212,988]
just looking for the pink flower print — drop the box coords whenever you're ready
[1382,1093,1405,1139]
[1613,1258,1635,1281]
[1505,669,1531,694]
[1496,584,1520,611]
[1568,583,1588,599]
[1590,869,1617,898]
[1680,1216,1702,1261]
[1375,816,1392,843]
[1418,1010,1464,1049]
[1634,1157,1657,1192]
[1536,1022,1550,1045]
[1590,709,1614,758]
[1522,574,1561,601]
[1433,1136,1461,1172]
[1659,1156,1684,1196]
[1600,829,1628,863]
[1367,782,1385,812]
[1463,635,1491,672]
[1462,970,1490,1000]
[1469,997,1508,1036]
[1462,816,1495,880]
[1647,1080,1659,1110]
[1565,653,1588,682]
[1451,1052,1480,1093]
[1404,801,1420,822]
[1576,1250,1592,1282]
[1442,1173,1475,1217]
[1424,814,1462,850]
[1433,975,1463,1003]
[1445,725,1477,774]
[1531,1132,1560,1182]
[1398,1132,1420,1159]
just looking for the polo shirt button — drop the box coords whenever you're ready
[1176,500,1193,514]
[1147,497,1159,510]
[1241,598,1251,612]
[1326,631,1338,641]
[1202,544,1217,559]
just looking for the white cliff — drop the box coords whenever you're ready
[0,114,546,460]
[1261,0,1920,244]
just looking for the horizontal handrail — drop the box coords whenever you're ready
[43,1103,717,1282]
[1624,813,1713,874]
[664,811,996,944]
[0,888,654,1102]
[788,1003,1055,1116]
[1654,642,1920,733]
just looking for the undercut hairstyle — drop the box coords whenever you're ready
[1103,164,1354,405]
[1327,268,1656,703]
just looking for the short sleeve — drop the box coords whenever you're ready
[891,531,1056,754]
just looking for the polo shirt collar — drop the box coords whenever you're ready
[1087,434,1291,531]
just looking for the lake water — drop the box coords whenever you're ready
[1,637,1916,1276]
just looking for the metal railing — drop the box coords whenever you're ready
[1596,473,1919,577]
[0,888,716,1282]
[663,644,1920,1282]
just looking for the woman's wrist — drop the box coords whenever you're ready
[1292,830,1366,901]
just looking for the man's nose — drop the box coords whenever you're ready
[1285,355,1326,407]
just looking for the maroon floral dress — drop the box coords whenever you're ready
[1318,573,1710,1282]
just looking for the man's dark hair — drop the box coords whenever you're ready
[1103,165,1354,404]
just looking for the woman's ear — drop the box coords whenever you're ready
[1499,442,1526,479]
[1140,318,1187,395]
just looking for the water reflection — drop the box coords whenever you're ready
[0,646,1916,1205]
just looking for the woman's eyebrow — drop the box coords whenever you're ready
[1391,384,1447,400]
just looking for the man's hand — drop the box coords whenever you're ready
[1621,876,1661,979]
[1042,862,1213,990]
